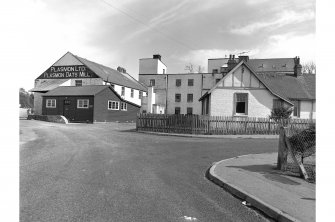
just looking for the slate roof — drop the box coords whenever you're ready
[256,73,315,100]
[30,79,69,92]
[43,85,109,96]
[199,61,315,103]
[73,54,147,92]
[247,58,295,73]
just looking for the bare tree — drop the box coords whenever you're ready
[185,63,204,73]
[302,61,316,74]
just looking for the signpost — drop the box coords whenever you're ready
[37,65,99,79]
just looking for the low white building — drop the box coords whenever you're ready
[200,59,315,119]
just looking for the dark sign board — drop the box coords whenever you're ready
[37,65,99,79]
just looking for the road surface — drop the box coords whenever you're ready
[20,120,278,222]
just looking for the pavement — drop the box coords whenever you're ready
[208,153,315,222]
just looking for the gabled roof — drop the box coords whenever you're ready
[72,53,147,92]
[29,79,69,92]
[199,61,294,104]
[247,58,296,73]
[256,73,315,100]
[42,85,141,107]
[43,85,109,96]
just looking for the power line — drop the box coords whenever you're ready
[99,0,198,51]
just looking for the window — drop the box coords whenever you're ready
[121,102,127,111]
[213,69,218,74]
[108,101,119,110]
[163,69,165,74]
[187,107,193,115]
[46,99,56,108]
[121,87,125,96]
[139,91,142,99]
[75,80,82,86]
[176,79,181,87]
[175,93,181,102]
[292,100,300,117]
[131,89,134,98]
[234,93,248,115]
[187,94,193,102]
[216,78,221,84]
[175,107,181,114]
[77,99,89,108]
[188,79,194,86]
[149,79,155,86]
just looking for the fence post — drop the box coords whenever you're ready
[277,126,288,170]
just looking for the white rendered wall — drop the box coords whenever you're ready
[210,88,276,117]
[139,58,167,74]
[300,100,316,119]
[166,74,203,114]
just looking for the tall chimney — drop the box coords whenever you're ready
[227,54,237,71]
[153,54,161,61]
[294,56,302,77]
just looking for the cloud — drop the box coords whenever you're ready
[256,33,315,62]
[230,9,315,35]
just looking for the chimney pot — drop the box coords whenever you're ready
[153,54,161,61]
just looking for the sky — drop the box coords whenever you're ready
[3,0,315,91]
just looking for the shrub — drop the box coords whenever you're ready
[269,106,293,125]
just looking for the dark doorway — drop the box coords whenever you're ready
[63,99,75,122]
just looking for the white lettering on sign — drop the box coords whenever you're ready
[39,65,97,79]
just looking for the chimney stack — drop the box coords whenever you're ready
[294,56,302,77]
[117,66,127,74]
[227,54,237,71]
[239,55,249,63]
[153,54,161,61]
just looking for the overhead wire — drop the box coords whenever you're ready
[99,0,198,51]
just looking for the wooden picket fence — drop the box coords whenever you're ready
[136,114,315,135]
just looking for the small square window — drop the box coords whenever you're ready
[175,94,181,102]
[139,91,143,99]
[213,69,218,74]
[187,94,193,102]
[108,101,119,110]
[176,79,181,87]
[131,89,134,98]
[121,87,125,96]
[188,79,194,86]
[149,79,155,86]
[121,102,127,111]
[77,99,89,108]
[46,99,56,108]
[187,107,193,115]
[75,80,82,86]
[175,107,181,114]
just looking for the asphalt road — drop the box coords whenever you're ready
[20,120,278,222]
